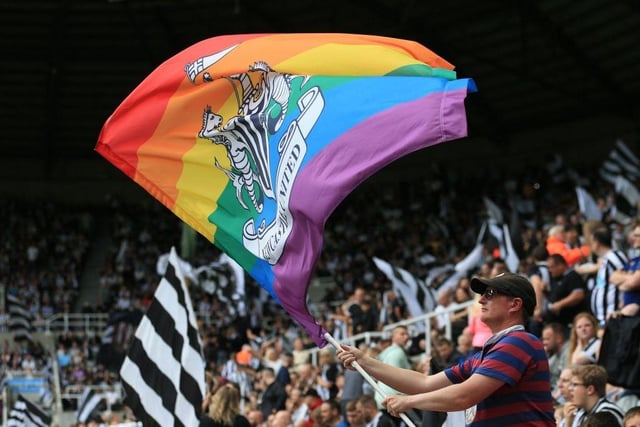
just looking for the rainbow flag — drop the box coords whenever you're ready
[96,33,476,346]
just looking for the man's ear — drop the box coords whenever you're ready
[510,297,523,312]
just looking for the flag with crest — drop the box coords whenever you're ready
[96,33,475,346]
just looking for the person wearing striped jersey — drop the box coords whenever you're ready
[336,273,555,426]
[562,364,623,427]
[590,229,628,326]
[610,221,640,317]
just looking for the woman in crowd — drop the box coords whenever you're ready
[568,312,601,366]
[200,383,251,427]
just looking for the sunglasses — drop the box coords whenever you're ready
[482,288,508,300]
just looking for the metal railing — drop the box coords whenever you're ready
[307,299,476,363]
[44,313,109,335]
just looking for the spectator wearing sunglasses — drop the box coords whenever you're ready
[336,273,555,426]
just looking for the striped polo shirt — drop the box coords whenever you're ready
[445,326,555,426]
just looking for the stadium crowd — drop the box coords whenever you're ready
[2,150,640,426]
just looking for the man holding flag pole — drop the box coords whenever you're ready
[334,273,555,426]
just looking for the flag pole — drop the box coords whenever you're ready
[323,333,417,427]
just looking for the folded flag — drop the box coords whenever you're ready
[96,33,475,346]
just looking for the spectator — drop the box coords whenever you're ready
[543,254,588,328]
[292,338,310,369]
[562,364,623,427]
[449,280,472,339]
[271,410,293,427]
[541,323,569,394]
[316,349,341,401]
[431,337,463,372]
[262,346,283,374]
[582,411,624,427]
[338,273,556,426]
[287,387,310,427]
[276,352,293,387]
[610,221,640,317]
[340,364,366,420]
[433,289,456,333]
[200,383,251,427]
[247,410,265,427]
[624,406,640,427]
[20,353,37,375]
[345,398,365,427]
[339,288,368,336]
[465,294,492,351]
[546,225,590,267]
[258,367,287,420]
[57,344,71,370]
[590,229,628,326]
[455,331,474,361]
[528,246,555,334]
[568,312,601,366]
[375,325,410,425]
[356,394,394,427]
[555,367,574,406]
[319,400,346,427]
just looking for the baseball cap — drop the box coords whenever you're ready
[470,272,536,315]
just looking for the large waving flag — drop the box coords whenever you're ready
[96,33,475,346]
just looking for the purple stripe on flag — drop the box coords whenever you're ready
[272,83,472,346]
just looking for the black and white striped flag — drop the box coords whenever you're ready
[373,257,437,328]
[612,175,640,223]
[6,293,34,342]
[120,247,206,427]
[599,141,640,224]
[76,386,105,424]
[7,394,51,427]
[96,309,143,372]
[600,140,640,184]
